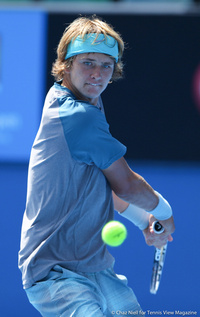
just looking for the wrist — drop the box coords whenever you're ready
[149,191,172,220]
[119,204,149,230]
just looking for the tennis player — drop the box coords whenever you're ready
[18,16,175,316]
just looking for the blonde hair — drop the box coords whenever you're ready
[52,15,124,82]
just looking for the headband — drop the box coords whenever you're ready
[65,33,119,62]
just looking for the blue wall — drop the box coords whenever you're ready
[113,160,200,313]
[0,10,47,162]
[0,161,199,316]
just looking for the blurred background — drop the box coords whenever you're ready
[0,1,200,316]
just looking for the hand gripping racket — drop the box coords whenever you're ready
[150,221,167,294]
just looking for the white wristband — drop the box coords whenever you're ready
[119,204,150,230]
[150,191,172,220]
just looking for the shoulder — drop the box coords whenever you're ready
[60,98,108,131]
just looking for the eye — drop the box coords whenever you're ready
[83,61,92,66]
[102,63,113,70]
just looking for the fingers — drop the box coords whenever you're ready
[143,214,175,249]
[144,228,171,248]
[159,216,175,235]
[167,234,173,242]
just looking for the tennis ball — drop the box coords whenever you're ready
[101,221,127,247]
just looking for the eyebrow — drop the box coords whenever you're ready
[81,57,114,65]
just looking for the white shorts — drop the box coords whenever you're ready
[25,265,144,317]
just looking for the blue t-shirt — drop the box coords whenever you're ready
[18,82,127,289]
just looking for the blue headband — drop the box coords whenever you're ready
[65,33,119,62]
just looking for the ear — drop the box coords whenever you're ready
[64,56,75,74]
[64,67,71,74]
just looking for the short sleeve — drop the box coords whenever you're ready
[59,100,126,169]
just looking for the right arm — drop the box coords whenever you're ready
[102,157,175,247]
[102,157,159,211]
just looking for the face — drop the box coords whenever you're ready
[64,53,115,105]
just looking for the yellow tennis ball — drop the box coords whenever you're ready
[101,221,127,247]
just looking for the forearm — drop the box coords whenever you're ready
[112,191,129,212]
[107,158,174,240]
[113,188,173,231]
[114,171,159,211]
[104,157,172,223]
[113,191,150,230]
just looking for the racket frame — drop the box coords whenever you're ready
[150,221,167,294]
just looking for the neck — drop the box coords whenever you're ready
[62,76,98,106]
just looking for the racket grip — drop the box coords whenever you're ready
[152,221,164,234]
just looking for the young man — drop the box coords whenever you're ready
[19,16,175,316]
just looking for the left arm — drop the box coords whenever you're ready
[112,191,174,248]
[112,191,129,212]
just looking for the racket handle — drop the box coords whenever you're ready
[152,221,164,234]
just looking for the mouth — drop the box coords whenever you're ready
[87,83,101,87]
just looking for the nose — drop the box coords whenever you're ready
[90,66,102,80]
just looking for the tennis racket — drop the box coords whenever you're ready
[150,221,167,294]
